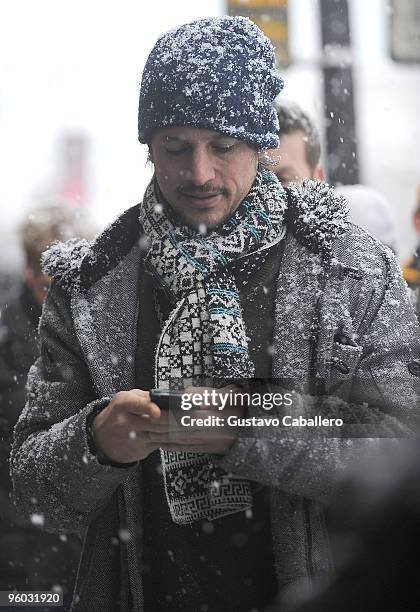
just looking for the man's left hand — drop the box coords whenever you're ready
[148,385,245,455]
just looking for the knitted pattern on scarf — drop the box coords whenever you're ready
[139,169,287,524]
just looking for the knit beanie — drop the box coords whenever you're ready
[138,16,284,149]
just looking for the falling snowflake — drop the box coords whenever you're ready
[118,529,132,543]
[201,521,215,535]
[30,513,45,527]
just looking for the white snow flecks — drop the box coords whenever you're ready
[30,512,45,527]
[42,238,91,291]
[286,179,349,256]
[118,528,132,543]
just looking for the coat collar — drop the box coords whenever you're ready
[42,180,348,292]
[285,179,348,257]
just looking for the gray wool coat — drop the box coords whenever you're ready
[11,180,420,612]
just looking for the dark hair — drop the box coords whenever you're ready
[274,100,321,171]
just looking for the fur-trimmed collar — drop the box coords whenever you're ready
[42,179,349,292]
[285,179,348,256]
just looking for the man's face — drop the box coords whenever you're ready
[268,129,319,184]
[149,127,258,231]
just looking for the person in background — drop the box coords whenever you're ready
[0,203,95,604]
[0,273,19,308]
[402,184,420,290]
[267,99,325,184]
[270,101,399,255]
[334,184,398,255]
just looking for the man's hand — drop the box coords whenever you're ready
[92,389,172,463]
[92,386,246,463]
[148,385,246,456]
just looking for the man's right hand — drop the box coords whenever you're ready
[91,389,172,463]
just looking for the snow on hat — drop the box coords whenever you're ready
[335,184,398,254]
[138,16,284,149]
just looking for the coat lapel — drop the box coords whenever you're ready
[271,233,323,391]
[71,243,141,396]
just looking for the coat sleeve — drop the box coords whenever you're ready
[10,282,138,536]
[217,248,420,505]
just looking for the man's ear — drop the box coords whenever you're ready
[312,164,325,181]
[147,147,154,165]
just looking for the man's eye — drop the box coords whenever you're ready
[164,147,187,155]
[212,144,236,153]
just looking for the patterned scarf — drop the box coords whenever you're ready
[139,169,287,524]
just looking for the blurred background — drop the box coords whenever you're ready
[0,0,419,278]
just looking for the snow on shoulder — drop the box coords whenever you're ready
[286,179,349,256]
[41,238,92,292]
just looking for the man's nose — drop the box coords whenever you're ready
[184,148,216,185]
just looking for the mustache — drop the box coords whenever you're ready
[177,183,227,197]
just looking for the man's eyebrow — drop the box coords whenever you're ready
[162,134,237,144]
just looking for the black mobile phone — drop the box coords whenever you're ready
[150,389,184,411]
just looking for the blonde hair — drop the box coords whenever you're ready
[20,203,95,273]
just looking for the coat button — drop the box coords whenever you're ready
[333,360,350,375]
[408,360,420,377]
[341,266,363,281]
[334,332,358,347]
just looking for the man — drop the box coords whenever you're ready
[0,204,93,602]
[11,16,420,612]
[402,184,420,290]
[267,100,325,184]
[402,185,420,322]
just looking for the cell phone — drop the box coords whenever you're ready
[150,389,184,411]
